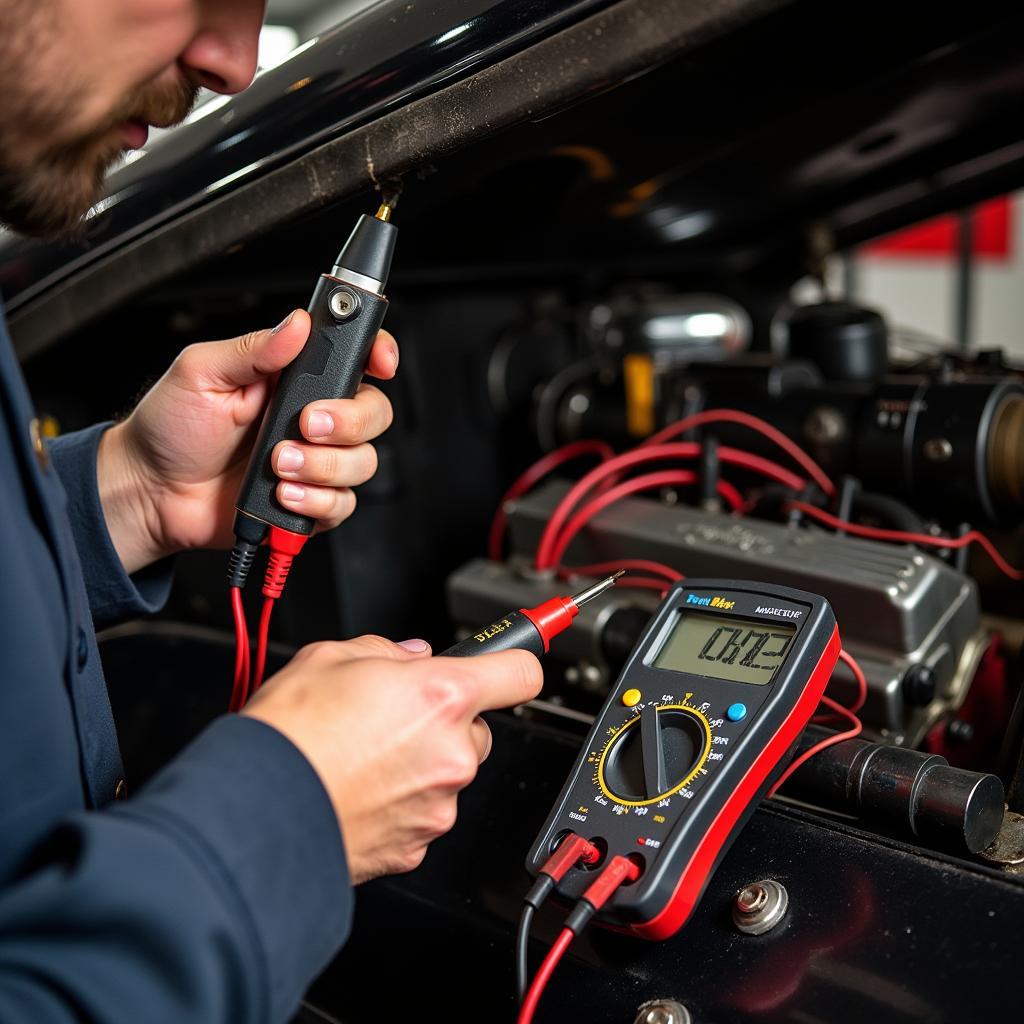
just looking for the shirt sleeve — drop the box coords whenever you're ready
[0,715,353,1024]
[46,422,174,630]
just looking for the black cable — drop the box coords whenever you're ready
[852,490,927,533]
[515,902,534,1004]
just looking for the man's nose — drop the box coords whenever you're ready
[178,1,265,94]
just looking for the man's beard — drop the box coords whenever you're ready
[0,76,198,239]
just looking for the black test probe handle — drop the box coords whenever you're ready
[234,206,397,540]
[441,572,624,658]
[443,610,549,658]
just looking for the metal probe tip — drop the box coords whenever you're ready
[374,203,393,222]
[570,569,625,608]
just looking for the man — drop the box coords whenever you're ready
[0,2,542,1021]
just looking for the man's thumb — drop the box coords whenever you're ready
[311,635,433,665]
[189,309,311,390]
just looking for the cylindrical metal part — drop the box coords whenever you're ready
[786,301,889,383]
[781,725,1004,854]
[915,766,1006,854]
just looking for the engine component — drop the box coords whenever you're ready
[492,481,986,745]
[535,299,1024,523]
[783,724,1005,855]
[786,301,889,383]
[711,372,1023,525]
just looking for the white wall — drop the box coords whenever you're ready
[849,193,1024,357]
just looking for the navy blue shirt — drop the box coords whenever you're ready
[0,312,352,1023]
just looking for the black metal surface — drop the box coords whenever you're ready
[0,0,611,308]
[311,711,1024,1023]
[9,1,1024,359]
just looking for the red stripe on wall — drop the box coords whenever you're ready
[864,195,1012,261]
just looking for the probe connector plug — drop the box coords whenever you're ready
[564,855,642,934]
[262,526,309,600]
[228,511,270,588]
[227,540,259,589]
[524,834,601,910]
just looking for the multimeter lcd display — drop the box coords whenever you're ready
[653,611,796,685]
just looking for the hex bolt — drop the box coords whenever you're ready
[633,999,692,1024]
[732,879,788,935]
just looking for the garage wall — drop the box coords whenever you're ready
[849,192,1024,357]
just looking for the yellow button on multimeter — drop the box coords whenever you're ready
[622,688,643,707]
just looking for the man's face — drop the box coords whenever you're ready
[0,0,265,237]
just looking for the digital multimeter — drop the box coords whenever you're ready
[526,579,840,940]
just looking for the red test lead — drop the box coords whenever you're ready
[440,571,624,658]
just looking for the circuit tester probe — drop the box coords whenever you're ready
[226,199,398,707]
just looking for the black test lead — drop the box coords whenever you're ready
[441,570,625,658]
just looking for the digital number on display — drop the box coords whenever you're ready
[653,612,796,685]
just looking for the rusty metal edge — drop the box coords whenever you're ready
[10,0,788,359]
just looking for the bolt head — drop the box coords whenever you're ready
[732,879,789,935]
[634,1000,692,1024]
[736,884,768,914]
[923,437,953,463]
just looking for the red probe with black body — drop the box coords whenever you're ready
[440,571,624,657]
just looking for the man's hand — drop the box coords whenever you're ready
[96,310,398,574]
[242,637,543,884]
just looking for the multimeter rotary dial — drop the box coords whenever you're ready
[595,700,712,806]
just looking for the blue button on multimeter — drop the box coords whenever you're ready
[726,702,747,722]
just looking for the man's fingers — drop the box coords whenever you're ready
[365,329,399,381]
[297,635,433,666]
[277,480,356,529]
[272,439,378,489]
[299,383,393,446]
[445,649,544,716]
